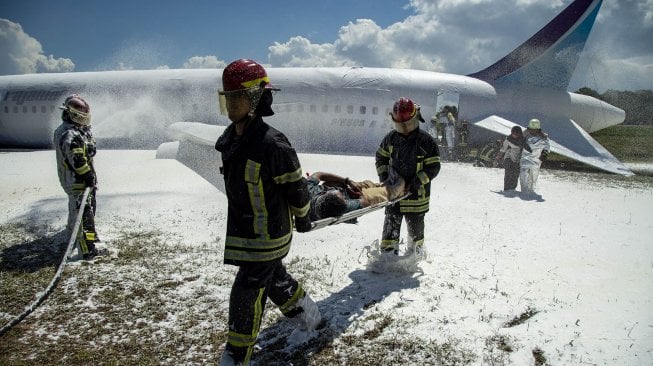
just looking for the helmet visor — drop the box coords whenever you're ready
[217,89,254,116]
[68,107,91,126]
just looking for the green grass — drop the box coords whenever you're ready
[591,125,653,162]
[543,125,653,174]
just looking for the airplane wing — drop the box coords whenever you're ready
[474,115,634,176]
[166,122,225,146]
[156,122,227,190]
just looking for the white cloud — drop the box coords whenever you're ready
[182,56,227,69]
[0,18,74,75]
[269,36,352,67]
[264,0,652,92]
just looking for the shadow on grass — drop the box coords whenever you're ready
[0,226,68,273]
[253,269,420,365]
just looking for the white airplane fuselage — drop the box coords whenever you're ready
[0,67,623,153]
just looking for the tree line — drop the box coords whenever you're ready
[575,87,653,125]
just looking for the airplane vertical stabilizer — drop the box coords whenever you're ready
[468,0,602,89]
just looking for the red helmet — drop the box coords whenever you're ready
[220,59,276,94]
[391,97,417,123]
[60,94,91,126]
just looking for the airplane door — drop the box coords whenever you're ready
[433,92,460,161]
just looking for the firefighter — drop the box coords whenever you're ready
[520,118,550,197]
[53,94,99,259]
[495,125,524,192]
[375,97,441,258]
[214,59,320,365]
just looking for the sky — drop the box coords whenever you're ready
[1,150,651,364]
[0,0,652,93]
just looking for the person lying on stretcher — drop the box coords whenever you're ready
[306,171,406,221]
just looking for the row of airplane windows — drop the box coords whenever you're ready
[3,105,57,114]
[275,103,391,116]
[3,104,392,116]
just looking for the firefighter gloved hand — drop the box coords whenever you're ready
[540,150,549,163]
[295,215,312,233]
[409,177,422,194]
[82,171,96,187]
[379,174,388,184]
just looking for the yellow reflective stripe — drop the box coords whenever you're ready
[424,156,440,165]
[376,165,388,175]
[249,180,268,236]
[417,171,429,184]
[241,76,270,88]
[273,167,303,184]
[290,201,310,218]
[244,159,261,182]
[245,160,268,237]
[245,287,265,348]
[77,230,89,254]
[399,197,430,213]
[71,147,84,154]
[279,284,305,314]
[413,239,425,246]
[75,164,91,175]
[224,244,291,262]
[416,156,424,173]
[376,146,391,158]
[227,331,258,348]
[400,197,430,207]
[225,232,291,249]
[381,239,399,249]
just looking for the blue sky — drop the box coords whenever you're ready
[1,0,652,92]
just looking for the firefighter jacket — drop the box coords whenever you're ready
[376,127,440,214]
[53,121,97,195]
[215,117,311,266]
[520,132,550,168]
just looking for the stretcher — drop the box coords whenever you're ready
[309,193,409,231]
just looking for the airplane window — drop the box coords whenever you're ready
[3,106,7,113]
[32,106,37,113]
[14,106,18,113]
[335,105,341,113]
[369,121,376,128]
[372,107,378,115]
[23,106,27,113]
[347,105,353,114]
[322,105,328,113]
[360,106,366,114]
[310,105,316,112]
[41,106,47,113]
[50,106,55,112]
[298,104,304,112]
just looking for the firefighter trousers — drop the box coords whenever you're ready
[381,211,425,251]
[67,188,97,254]
[224,258,305,363]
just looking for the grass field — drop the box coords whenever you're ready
[543,125,653,173]
[591,125,653,162]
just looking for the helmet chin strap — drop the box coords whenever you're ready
[232,110,257,135]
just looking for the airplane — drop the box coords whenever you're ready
[0,0,633,180]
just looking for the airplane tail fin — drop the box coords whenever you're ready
[467,0,603,90]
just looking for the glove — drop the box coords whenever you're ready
[540,150,549,163]
[409,177,422,194]
[379,174,388,184]
[295,215,312,233]
[82,171,96,187]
